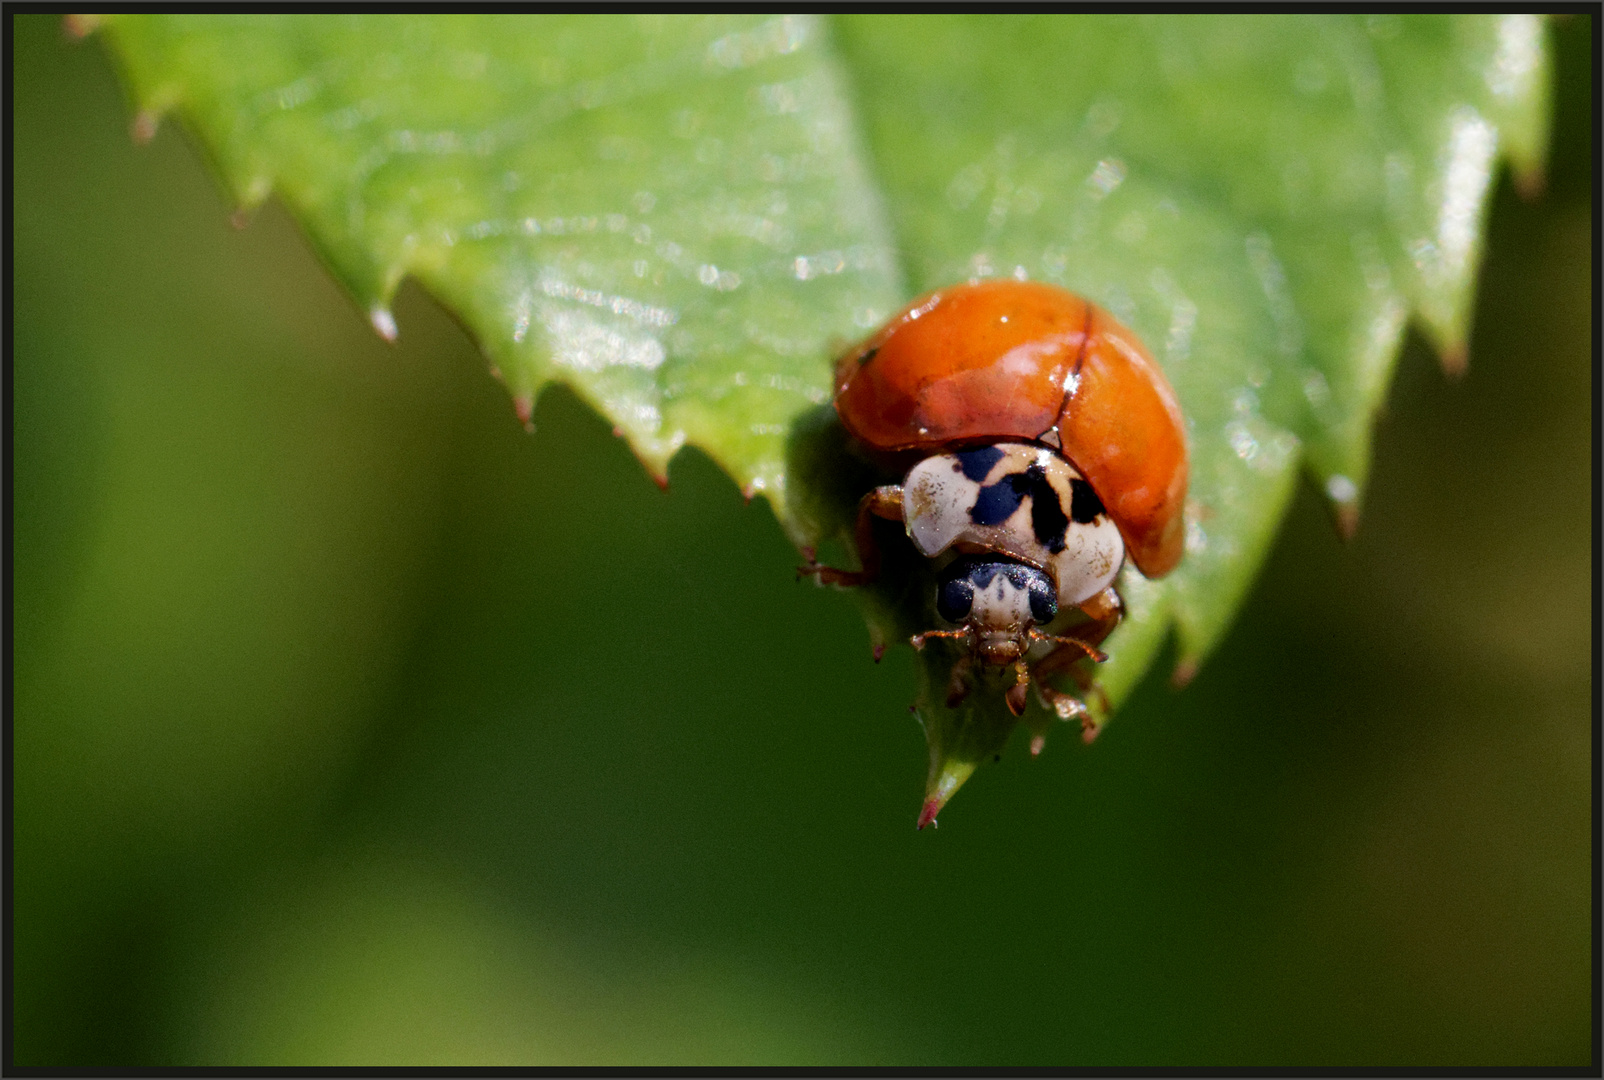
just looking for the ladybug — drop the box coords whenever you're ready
[802,280,1188,731]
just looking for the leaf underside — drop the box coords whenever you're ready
[87,13,1550,818]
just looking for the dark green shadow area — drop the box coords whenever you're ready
[11,11,1591,1068]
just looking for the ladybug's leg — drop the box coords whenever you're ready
[1047,585,1123,726]
[1030,641,1113,738]
[908,630,977,707]
[1005,659,1032,717]
[943,652,975,709]
[1074,586,1124,648]
[1030,657,1092,722]
[1027,637,1102,733]
[1028,587,1122,686]
[797,486,903,587]
[1027,587,1123,739]
[1029,655,1098,742]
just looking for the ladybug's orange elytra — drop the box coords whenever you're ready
[833,280,1188,578]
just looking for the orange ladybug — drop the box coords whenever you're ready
[802,280,1189,730]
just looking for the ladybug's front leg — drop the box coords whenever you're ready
[1030,638,1102,731]
[797,485,903,587]
[1073,586,1123,648]
[1029,586,1124,739]
[943,651,976,709]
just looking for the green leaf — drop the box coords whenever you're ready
[85,14,1550,820]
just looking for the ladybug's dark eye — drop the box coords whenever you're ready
[1027,576,1057,625]
[936,576,975,623]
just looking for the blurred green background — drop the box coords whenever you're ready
[12,12,1592,1067]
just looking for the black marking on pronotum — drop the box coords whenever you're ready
[1026,465,1070,554]
[857,345,879,367]
[969,463,1072,554]
[1068,477,1104,524]
[955,445,1005,482]
[969,470,1027,526]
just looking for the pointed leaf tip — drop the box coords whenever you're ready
[130,110,159,144]
[63,14,99,40]
[1323,474,1362,540]
[921,753,976,826]
[1437,343,1469,381]
[368,306,398,343]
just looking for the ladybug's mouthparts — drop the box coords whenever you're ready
[976,633,1027,665]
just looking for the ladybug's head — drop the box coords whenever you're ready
[934,557,1057,665]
